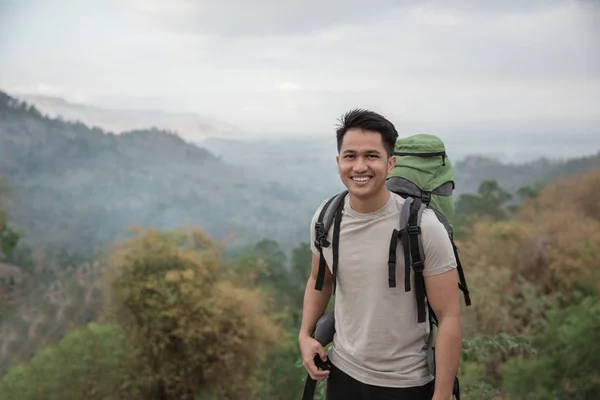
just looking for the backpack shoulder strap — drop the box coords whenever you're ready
[314,190,348,291]
[388,196,413,288]
[406,197,428,323]
[430,209,472,308]
[388,195,428,323]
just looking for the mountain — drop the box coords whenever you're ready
[199,136,600,199]
[453,153,600,196]
[0,91,322,255]
[1,90,599,258]
[12,93,243,142]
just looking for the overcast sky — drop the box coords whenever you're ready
[0,0,598,137]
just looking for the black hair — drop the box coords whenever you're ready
[335,108,398,156]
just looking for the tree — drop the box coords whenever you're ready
[104,227,282,400]
[502,296,600,399]
[0,176,22,260]
[0,323,129,400]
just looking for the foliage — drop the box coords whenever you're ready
[502,296,600,399]
[2,90,600,399]
[453,152,600,197]
[456,180,514,222]
[0,176,22,260]
[0,92,330,256]
[0,322,129,400]
[2,89,599,257]
[104,227,282,399]
[0,258,105,376]
[455,168,600,394]
[226,239,314,399]
[0,209,21,261]
[458,169,600,337]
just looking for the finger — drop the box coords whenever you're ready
[303,358,327,380]
[306,364,330,380]
[312,369,330,380]
[316,344,327,361]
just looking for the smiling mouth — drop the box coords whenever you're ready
[351,176,372,183]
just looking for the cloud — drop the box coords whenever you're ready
[275,82,302,91]
[120,0,406,36]
[0,0,598,136]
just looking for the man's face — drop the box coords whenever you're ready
[336,128,396,201]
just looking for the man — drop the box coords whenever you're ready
[298,109,463,400]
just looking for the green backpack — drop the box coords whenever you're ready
[386,133,471,321]
[305,134,471,400]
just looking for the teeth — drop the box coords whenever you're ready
[353,176,370,182]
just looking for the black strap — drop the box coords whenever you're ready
[314,195,338,291]
[388,229,400,288]
[407,198,427,323]
[301,374,317,400]
[452,241,472,307]
[402,227,411,292]
[315,252,327,291]
[453,376,460,400]
[331,196,345,295]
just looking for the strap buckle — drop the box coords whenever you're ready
[314,222,330,250]
[422,192,431,203]
[407,226,421,235]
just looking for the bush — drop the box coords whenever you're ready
[104,227,282,399]
[502,296,600,400]
[0,323,128,400]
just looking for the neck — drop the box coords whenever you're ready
[349,189,391,214]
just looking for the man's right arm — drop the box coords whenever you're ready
[298,253,333,339]
[298,252,333,380]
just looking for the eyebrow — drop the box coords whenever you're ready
[342,149,382,155]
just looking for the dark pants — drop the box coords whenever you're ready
[326,363,435,400]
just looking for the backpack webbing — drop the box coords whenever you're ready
[388,194,472,323]
[313,191,347,295]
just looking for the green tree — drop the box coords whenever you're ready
[0,323,129,400]
[502,296,600,400]
[454,180,514,237]
[105,227,282,400]
[0,176,22,260]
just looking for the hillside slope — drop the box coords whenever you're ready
[0,92,316,255]
[13,93,242,141]
[1,90,599,257]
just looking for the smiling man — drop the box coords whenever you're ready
[298,109,463,400]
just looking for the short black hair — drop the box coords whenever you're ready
[335,108,398,156]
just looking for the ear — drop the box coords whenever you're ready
[387,155,396,174]
[336,154,340,166]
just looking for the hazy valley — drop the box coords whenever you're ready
[0,90,599,400]
[1,90,599,258]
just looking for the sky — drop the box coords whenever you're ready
[0,0,599,137]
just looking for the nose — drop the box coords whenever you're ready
[352,157,368,173]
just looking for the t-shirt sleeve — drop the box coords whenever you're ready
[309,200,328,256]
[421,209,457,276]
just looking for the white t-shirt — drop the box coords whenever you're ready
[310,191,457,388]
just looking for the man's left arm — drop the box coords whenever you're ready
[421,211,463,400]
[425,269,462,400]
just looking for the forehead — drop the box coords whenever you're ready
[339,128,385,152]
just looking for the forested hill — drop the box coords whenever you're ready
[1,89,599,258]
[0,92,318,256]
[453,152,600,196]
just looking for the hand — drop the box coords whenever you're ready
[431,394,452,400]
[299,335,330,380]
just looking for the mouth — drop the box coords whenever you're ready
[351,175,373,184]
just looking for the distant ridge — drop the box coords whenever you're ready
[11,92,244,142]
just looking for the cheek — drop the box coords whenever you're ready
[338,163,352,174]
